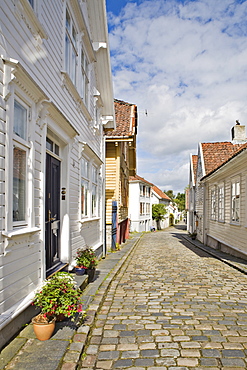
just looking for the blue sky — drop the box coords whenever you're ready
[105,0,247,193]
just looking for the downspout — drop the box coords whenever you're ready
[102,135,106,258]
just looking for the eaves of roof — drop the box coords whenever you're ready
[129,175,153,186]
[201,145,247,181]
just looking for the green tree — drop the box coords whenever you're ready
[164,190,174,200]
[174,192,185,211]
[152,204,167,230]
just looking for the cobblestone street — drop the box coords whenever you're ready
[79,228,247,369]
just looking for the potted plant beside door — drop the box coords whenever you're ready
[75,247,98,282]
[32,272,83,340]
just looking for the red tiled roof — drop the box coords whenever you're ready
[129,174,153,186]
[201,142,247,175]
[105,99,137,137]
[192,155,198,181]
[152,185,171,201]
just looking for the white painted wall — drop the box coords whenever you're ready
[129,180,152,232]
[0,0,114,348]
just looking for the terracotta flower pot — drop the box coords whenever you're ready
[32,315,56,341]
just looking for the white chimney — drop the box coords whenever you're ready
[231,122,247,144]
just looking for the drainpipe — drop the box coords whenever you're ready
[102,134,106,258]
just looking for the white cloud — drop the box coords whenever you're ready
[108,0,247,193]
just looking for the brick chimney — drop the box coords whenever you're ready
[231,121,247,144]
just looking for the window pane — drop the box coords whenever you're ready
[28,0,34,8]
[72,26,76,45]
[71,49,76,84]
[46,137,53,151]
[66,10,70,30]
[65,34,70,74]
[92,166,97,183]
[13,147,26,221]
[92,184,97,216]
[81,158,89,179]
[14,100,27,140]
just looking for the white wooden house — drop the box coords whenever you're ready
[0,0,114,348]
[151,185,171,229]
[129,175,153,232]
[189,123,247,259]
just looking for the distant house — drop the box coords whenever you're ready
[104,99,137,249]
[187,154,198,233]
[189,123,247,259]
[129,175,153,232]
[0,0,114,349]
[151,185,171,229]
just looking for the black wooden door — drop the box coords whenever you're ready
[45,154,61,274]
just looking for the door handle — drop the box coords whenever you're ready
[48,210,56,222]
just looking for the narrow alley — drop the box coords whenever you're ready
[79,227,247,369]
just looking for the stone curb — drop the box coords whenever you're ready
[60,234,143,370]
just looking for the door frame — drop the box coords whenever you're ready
[45,152,61,276]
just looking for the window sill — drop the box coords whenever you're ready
[61,71,92,122]
[79,217,100,224]
[2,227,41,239]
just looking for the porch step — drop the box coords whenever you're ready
[47,263,69,278]
[73,273,88,291]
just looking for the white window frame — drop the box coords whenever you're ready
[65,7,77,85]
[146,203,150,215]
[218,183,225,222]
[231,178,240,224]
[80,47,89,106]
[210,186,216,220]
[81,157,89,218]
[12,97,31,227]
[91,165,98,217]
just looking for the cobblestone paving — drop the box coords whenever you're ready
[79,230,247,369]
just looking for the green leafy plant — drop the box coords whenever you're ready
[76,247,98,269]
[188,231,197,239]
[32,272,82,319]
[152,204,167,230]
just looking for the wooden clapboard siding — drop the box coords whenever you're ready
[105,143,118,224]
[204,150,247,256]
[0,55,5,256]
[0,0,112,347]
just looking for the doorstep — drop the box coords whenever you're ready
[73,273,88,291]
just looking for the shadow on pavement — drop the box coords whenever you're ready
[170,231,247,269]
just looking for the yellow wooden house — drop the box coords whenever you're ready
[104,99,138,250]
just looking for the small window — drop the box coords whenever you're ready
[211,187,216,220]
[46,137,60,156]
[80,48,89,104]
[218,184,224,222]
[92,166,98,217]
[81,158,89,217]
[14,100,27,140]
[65,8,77,85]
[13,99,29,225]
[13,147,27,222]
[231,180,240,223]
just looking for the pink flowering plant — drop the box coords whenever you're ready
[32,272,83,320]
[75,247,98,269]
